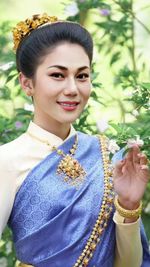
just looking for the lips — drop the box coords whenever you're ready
[57,101,80,111]
[57,101,80,106]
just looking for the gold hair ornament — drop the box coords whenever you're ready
[12,13,58,51]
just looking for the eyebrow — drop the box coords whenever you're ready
[47,65,90,71]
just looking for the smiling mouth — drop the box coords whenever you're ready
[57,101,80,111]
[57,101,80,106]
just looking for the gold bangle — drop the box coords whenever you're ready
[114,196,142,219]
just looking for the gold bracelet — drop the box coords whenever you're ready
[114,196,142,219]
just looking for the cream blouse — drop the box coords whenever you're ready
[0,121,142,267]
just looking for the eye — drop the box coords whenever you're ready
[50,73,64,79]
[77,73,89,80]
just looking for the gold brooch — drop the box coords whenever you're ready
[27,131,86,188]
[57,155,86,188]
[53,134,86,187]
[12,13,58,51]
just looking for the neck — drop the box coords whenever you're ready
[33,116,71,140]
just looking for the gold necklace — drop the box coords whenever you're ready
[73,135,114,267]
[27,131,86,187]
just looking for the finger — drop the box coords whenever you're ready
[125,150,134,169]
[138,153,148,165]
[126,149,133,161]
[132,145,141,164]
[140,165,150,181]
[140,165,149,170]
[113,159,126,176]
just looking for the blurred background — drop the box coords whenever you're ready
[0,0,150,266]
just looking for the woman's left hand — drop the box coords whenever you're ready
[113,145,150,210]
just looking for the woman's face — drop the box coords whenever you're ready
[22,42,92,132]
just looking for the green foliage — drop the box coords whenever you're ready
[0,227,16,266]
[0,21,14,62]
[0,1,150,265]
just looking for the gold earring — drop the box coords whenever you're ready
[27,90,32,96]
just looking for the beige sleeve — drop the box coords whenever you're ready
[0,146,17,238]
[113,211,143,267]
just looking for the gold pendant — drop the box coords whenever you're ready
[57,154,86,187]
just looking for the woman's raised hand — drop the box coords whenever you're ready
[113,145,150,210]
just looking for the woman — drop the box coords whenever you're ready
[0,13,150,267]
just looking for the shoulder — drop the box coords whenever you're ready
[78,131,108,146]
[78,131,124,160]
[78,131,99,142]
[77,132,105,153]
[0,133,27,165]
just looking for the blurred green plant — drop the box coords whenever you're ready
[0,0,150,265]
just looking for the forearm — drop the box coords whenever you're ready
[113,211,143,267]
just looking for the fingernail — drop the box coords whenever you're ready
[141,165,148,170]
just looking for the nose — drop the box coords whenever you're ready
[63,77,78,96]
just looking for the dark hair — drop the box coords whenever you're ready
[16,21,93,78]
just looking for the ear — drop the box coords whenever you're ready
[19,72,34,96]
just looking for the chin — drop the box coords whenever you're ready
[59,111,81,121]
[59,115,79,124]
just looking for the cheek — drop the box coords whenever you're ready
[80,84,91,100]
[45,81,65,97]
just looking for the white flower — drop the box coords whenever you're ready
[132,109,139,117]
[108,140,120,154]
[6,241,12,254]
[97,118,109,133]
[127,136,144,148]
[24,103,34,112]
[64,2,79,16]
[0,61,14,71]
[123,91,133,97]
[0,257,8,267]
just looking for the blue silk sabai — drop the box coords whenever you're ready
[8,133,150,267]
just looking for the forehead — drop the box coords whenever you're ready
[40,42,90,69]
